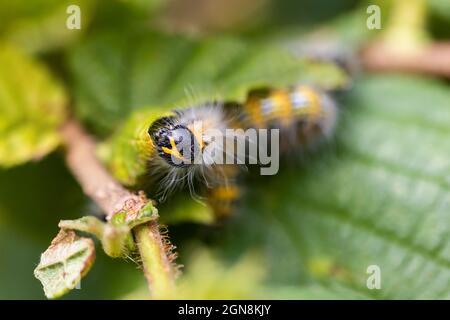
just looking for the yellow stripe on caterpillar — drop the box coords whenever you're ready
[161,136,187,162]
[293,85,322,118]
[209,184,240,200]
[207,183,241,218]
[255,89,293,127]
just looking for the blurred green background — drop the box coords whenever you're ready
[0,0,449,299]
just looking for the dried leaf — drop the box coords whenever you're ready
[34,229,95,299]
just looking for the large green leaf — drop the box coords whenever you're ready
[69,32,347,135]
[209,74,450,299]
[0,44,67,167]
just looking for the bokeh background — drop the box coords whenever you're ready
[0,0,449,299]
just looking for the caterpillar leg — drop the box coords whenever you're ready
[207,183,241,218]
[205,165,241,218]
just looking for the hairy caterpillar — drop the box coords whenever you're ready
[104,102,243,218]
[105,83,340,219]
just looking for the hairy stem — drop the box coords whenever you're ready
[135,222,176,298]
[61,118,176,296]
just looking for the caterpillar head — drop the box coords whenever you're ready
[149,116,200,167]
[146,104,237,202]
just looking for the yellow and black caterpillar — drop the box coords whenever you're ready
[106,84,339,219]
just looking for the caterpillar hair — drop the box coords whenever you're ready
[146,101,242,202]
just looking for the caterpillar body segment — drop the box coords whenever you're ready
[239,85,337,152]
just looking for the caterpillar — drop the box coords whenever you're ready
[105,84,340,219]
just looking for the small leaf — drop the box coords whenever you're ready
[58,201,158,258]
[59,216,130,258]
[0,43,67,167]
[34,229,95,299]
[59,216,106,239]
[124,200,159,229]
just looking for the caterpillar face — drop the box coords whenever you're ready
[146,103,237,202]
[149,103,231,168]
[149,116,200,168]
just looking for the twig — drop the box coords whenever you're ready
[60,118,176,297]
[361,42,450,78]
[61,119,142,218]
[361,0,450,78]
[135,222,176,298]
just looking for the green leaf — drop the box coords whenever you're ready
[429,0,450,22]
[172,250,265,299]
[117,0,166,12]
[34,229,95,299]
[265,284,368,300]
[58,201,158,258]
[0,43,67,167]
[211,74,450,299]
[121,200,159,229]
[0,0,95,53]
[59,216,130,258]
[69,32,348,135]
[123,249,265,299]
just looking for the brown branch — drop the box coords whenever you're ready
[361,42,450,78]
[61,119,143,218]
[60,118,176,297]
